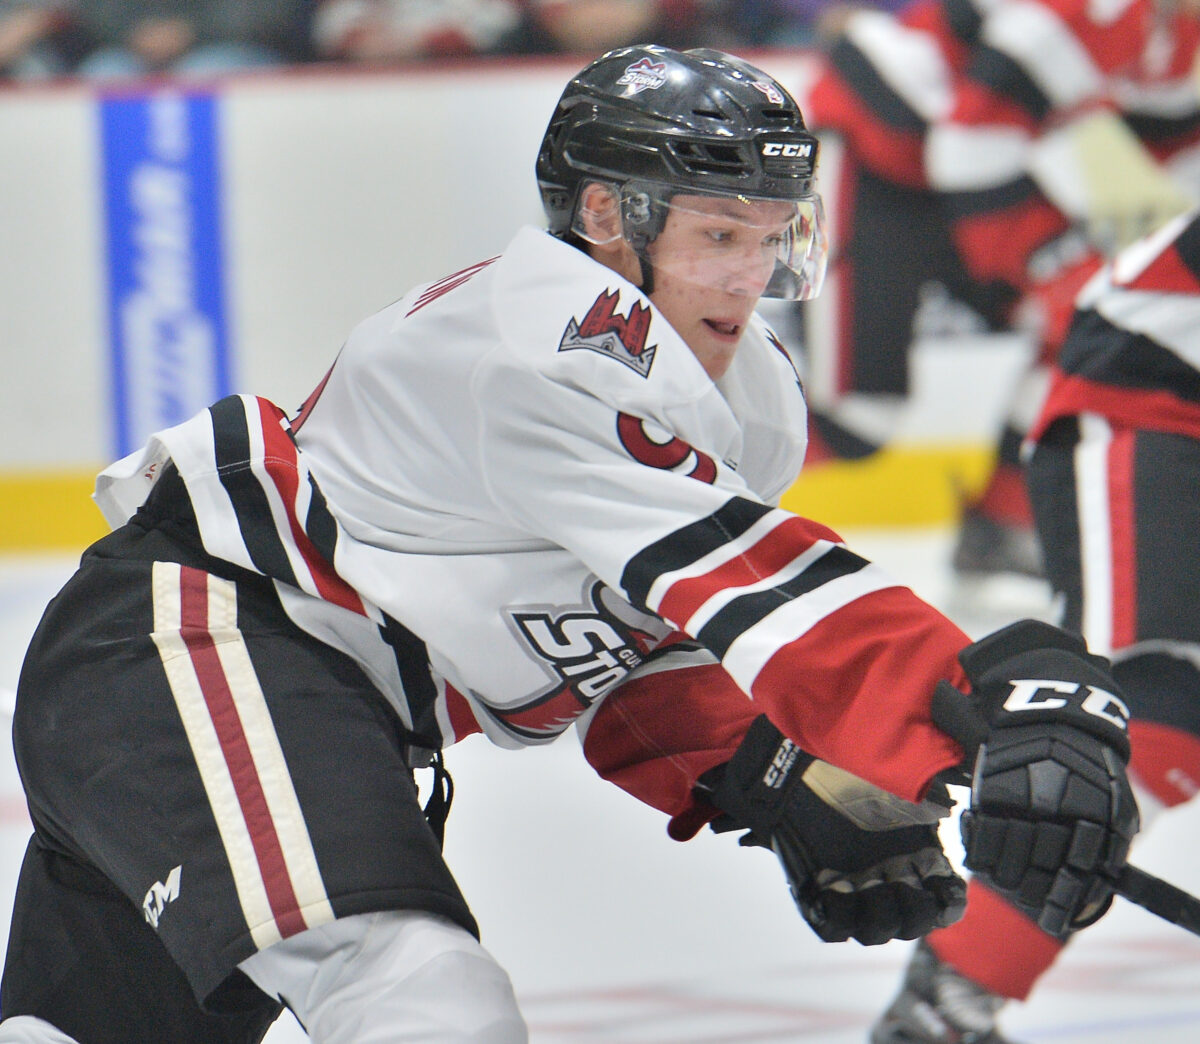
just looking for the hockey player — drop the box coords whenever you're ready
[871,208,1200,1043]
[0,45,1138,1043]
[792,0,1200,576]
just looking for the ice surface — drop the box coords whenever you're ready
[1,534,1196,1042]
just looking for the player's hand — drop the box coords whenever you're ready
[698,715,966,945]
[933,620,1140,937]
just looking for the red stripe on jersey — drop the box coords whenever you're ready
[444,683,481,743]
[656,514,839,628]
[1032,372,1200,442]
[749,585,969,802]
[1106,425,1138,650]
[898,0,969,68]
[973,461,1034,528]
[291,363,334,434]
[946,78,1040,140]
[177,566,307,939]
[1067,0,1155,77]
[808,67,927,187]
[405,257,499,317]
[1028,252,1104,363]
[492,683,585,738]
[255,399,367,616]
[1163,13,1200,78]
[1120,241,1200,295]
[952,194,1070,288]
[647,630,698,657]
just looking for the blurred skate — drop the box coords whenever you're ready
[870,940,1018,1044]
[950,506,1042,580]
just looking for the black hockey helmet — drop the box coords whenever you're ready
[536,44,825,299]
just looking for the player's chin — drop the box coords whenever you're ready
[690,329,741,379]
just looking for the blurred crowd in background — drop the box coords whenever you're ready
[0,0,895,81]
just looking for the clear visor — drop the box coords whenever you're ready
[573,187,828,301]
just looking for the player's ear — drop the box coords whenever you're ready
[577,182,623,244]
[578,182,642,285]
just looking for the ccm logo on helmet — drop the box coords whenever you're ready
[761,142,813,158]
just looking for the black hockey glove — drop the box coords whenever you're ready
[697,715,966,946]
[933,619,1140,938]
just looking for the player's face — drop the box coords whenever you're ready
[646,194,796,380]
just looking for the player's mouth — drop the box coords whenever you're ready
[703,319,742,340]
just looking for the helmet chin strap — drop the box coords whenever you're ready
[638,255,655,296]
[620,185,668,297]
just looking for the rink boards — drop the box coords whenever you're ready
[0,54,1024,549]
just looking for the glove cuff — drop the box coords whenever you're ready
[958,620,1131,761]
[958,620,1091,677]
[698,715,810,839]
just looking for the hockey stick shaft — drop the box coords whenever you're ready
[1113,863,1200,937]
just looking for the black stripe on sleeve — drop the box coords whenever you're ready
[940,172,1041,220]
[210,396,300,587]
[620,497,774,612]
[695,544,869,659]
[379,611,442,746]
[966,45,1051,123]
[303,473,342,568]
[1058,308,1200,404]
[1173,215,1200,287]
[943,0,983,44]
[829,36,927,134]
[1121,110,1200,150]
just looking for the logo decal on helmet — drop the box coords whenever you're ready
[616,58,668,94]
[761,141,813,157]
[559,289,657,376]
[751,80,785,105]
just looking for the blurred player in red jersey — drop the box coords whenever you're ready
[873,208,1200,1043]
[786,0,1200,579]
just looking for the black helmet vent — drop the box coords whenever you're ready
[669,140,751,176]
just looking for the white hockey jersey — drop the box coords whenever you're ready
[96,226,968,808]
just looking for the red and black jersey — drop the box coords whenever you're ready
[804,0,1200,292]
[1032,208,1200,441]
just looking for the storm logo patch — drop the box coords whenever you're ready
[559,289,657,377]
[616,58,668,94]
[487,580,665,741]
[751,81,785,105]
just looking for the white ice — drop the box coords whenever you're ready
[2,531,1198,1043]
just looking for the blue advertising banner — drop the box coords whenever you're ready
[99,91,233,457]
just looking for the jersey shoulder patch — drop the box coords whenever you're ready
[558,288,658,377]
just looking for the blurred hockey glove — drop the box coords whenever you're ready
[1028,109,1194,255]
[697,715,966,946]
[932,619,1140,938]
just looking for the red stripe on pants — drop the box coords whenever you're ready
[177,565,307,939]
